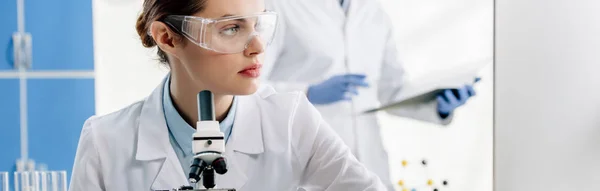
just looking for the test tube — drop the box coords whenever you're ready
[14,171,34,191]
[0,172,8,191]
[34,171,67,191]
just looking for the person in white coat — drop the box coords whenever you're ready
[68,0,386,190]
[263,0,478,189]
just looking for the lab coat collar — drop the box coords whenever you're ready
[217,87,268,189]
[134,77,188,190]
[136,78,171,161]
[227,93,265,155]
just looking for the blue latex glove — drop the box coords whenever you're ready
[437,78,481,118]
[307,74,369,105]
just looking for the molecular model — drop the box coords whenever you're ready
[396,159,449,191]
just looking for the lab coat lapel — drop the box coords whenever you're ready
[343,0,368,74]
[218,93,265,190]
[135,78,188,190]
[326,0,346,25]
[343,0,359,33]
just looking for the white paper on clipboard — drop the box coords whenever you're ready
[362,58,492,114]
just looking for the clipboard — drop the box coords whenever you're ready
[363,58,491,114]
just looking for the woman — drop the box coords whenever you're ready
[68,0,385,190]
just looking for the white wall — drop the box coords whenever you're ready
[495,0,600,190]
[93,0,168,115]
[378,0,493,190]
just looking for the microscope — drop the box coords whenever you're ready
[172,90,236,191]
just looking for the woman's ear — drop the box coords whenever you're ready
[150,21,184,59]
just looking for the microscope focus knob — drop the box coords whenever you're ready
[213,157,228,174]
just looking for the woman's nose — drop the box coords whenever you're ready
[244,34,265,56]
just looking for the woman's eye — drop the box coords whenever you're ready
[221,25,240,36]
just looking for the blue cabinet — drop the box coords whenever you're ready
[1,0,94,71]
[0,80,20,172]
[28,79,95,177]
[0,0,96,185]
[25,0,94,70]
[0,0,17,70]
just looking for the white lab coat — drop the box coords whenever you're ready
[263,0,453,189]
[69,81,386,191]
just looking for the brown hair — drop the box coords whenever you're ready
[135,0,207,64]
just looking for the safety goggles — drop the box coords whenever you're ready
[161,12,278,54]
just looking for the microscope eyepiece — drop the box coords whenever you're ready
[198,90,215,121]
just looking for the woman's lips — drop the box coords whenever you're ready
[238,64,262,78]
